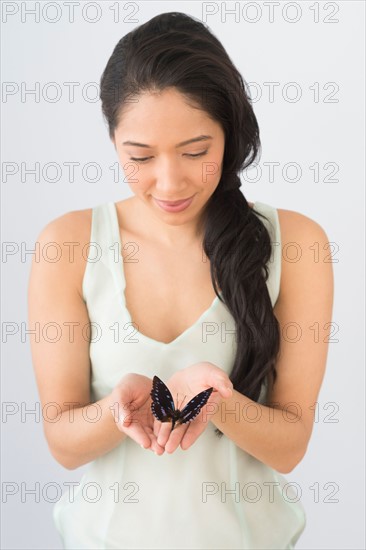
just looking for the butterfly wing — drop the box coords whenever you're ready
[150,375,175,423]
[178,387,214,424]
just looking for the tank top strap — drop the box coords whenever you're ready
[82,202,124,303]
[252,201,282,306]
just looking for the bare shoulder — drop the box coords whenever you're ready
[35,206,93,298]
[276,206,330,241]
[40,206,92,241]
[275,206,332,300]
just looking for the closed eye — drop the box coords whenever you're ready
[130,151,208,163]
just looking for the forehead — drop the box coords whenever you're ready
[116,88,218,136]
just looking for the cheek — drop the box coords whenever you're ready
[200,156,222,188]
[120,157,148,189]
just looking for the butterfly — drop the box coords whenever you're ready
[150,375,214,432]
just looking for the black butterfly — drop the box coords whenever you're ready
[150,375,214,432]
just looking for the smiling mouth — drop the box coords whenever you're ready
[153,195,194,205]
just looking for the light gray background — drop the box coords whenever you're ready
[1,1,365,548]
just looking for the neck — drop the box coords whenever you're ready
[136,197,206,248]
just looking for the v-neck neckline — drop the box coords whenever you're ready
[109,201,223,347]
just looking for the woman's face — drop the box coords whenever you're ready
[112,87,225,227]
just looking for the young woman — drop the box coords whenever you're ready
[28,12,334,550]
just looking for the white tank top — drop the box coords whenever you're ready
[53,200,306,549]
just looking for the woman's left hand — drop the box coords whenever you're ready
[153,361,233,453]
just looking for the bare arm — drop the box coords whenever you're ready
[210,211,334,473]
[47,394,127,470]
[28,211,126,470]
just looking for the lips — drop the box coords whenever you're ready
[153,195,195,212]
[155,196,193,206]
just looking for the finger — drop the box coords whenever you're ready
[116,375,152,408]
[179,402,217,450]
[153,417,162,439]
[145,426,165,455]
[118,403,140,428]
[180,417,207,450]
[156,422,173,448]
[150,437,166,455]
[121,422,152,449]
[164,422,189,454]
[209,372,233,398]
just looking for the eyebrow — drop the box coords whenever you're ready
[122,135,213,148]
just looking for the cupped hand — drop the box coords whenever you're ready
[153,362,233,453]
[110,373,165,455]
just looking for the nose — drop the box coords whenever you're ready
[154,156,189,198]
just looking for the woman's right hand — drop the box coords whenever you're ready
[110,373,165,455]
